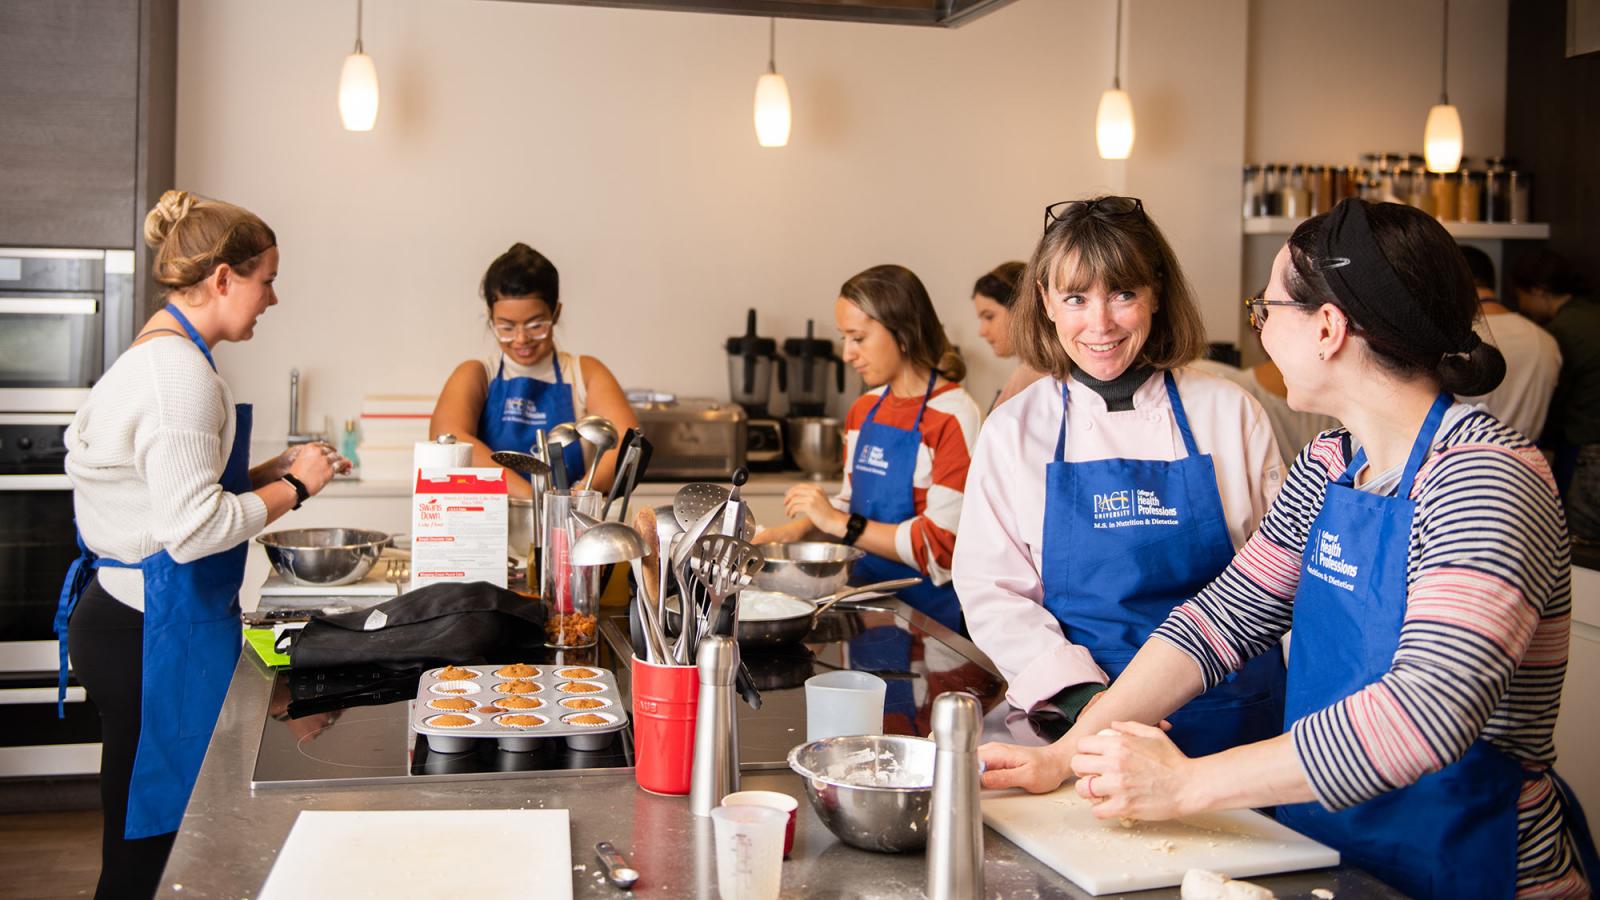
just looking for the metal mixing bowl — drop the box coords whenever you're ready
[789,417,844,480]
[256,528,392,586]
[753,541,864,599]
[787,734,936,852]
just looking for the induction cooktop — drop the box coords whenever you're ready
[250,599,1007,790]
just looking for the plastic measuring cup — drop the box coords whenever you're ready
[803,670,886,741]
[710,804,785,900]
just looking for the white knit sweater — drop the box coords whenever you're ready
[64,335,268,611]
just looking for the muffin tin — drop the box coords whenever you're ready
[411,664,630,753]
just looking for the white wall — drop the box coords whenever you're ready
[173,0,1504,443]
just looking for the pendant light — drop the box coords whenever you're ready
[1095,0,1134,160]
[753,18,791,148]
[1423,0,1462,173]
[338,0,380,132]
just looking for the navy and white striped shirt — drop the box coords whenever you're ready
[1154,406,1586,897]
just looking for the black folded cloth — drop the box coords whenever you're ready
[286,581,547,671]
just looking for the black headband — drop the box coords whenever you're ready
[1317,199,1479,358]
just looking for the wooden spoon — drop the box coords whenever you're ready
[633,506,661,607]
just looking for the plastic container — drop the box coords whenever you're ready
[721,790,799,857]
[541,489,604,648]
[632,655,700,795]
[711,805,786,900]
[804,670,886,742]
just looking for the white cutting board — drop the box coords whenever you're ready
[258,809,573,900]
[982,787,1338,895]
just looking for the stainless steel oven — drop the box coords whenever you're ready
[0,245,131,777]
[0,247,134,413]
[0,414,100,776]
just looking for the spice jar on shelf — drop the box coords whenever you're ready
[1281,165,1310,218]
[1482,157,1507,223]
[1432,170,1459,220]
[1243,165,1265,218]
[1457,170,1484,223]
[1310,165,1334,216]
[1508,171,1532,223]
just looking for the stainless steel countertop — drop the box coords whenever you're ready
[160,642,1397,898]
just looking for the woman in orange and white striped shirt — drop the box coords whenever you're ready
[755,265,980,633]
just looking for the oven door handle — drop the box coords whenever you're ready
[0,297,99,315]
[0,474,71,490]
[0,686,86,705]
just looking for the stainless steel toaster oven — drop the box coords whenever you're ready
[630,397,747,480]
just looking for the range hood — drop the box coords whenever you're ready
[489,0,1020,28]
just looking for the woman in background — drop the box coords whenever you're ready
[430,243,637,495]
[971,261,1043,409]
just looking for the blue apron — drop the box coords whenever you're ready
[1039,372,1284,757]
[847,373,963,633]
[54,304,249,839]
[1276,393,1598,897]
[478,353,584,485]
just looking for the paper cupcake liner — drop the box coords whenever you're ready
[493,681,545,695]
[493,713,549,730]
[492,696,546,711]
[429,667,482,681]
[554,667,601,680]
[424,713,481,729]
[557,696,614,712]
[560,711,619,728]
[426,697,479,712]
[428,681,483,696]
[556,680,606,694]
[492,665,542,680]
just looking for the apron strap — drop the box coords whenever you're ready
[862,369,937,429]
[550,348,566,386]
[1161,371,1202,458]
[164,304,217,372]
[1054,380,1070,463]
[1337,392,1452,493]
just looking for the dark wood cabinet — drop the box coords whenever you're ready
[0,0,141,249]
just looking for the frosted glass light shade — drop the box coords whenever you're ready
[754,72,791,148]
[1095,88,1134,160]
[339,52,380,132]
[1423,103,1462,173]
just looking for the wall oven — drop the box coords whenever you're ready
[0,247,133,413]
[0,246,132,778]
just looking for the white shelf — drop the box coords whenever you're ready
[1243,217,1550,239]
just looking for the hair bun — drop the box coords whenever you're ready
[1437,341,1506,397]
[143,189,196,248]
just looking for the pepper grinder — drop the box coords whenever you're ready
[927,691,984,900]
[689,634,739,816]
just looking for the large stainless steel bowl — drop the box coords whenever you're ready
[256,528,392,586]
[753,541,864,599]
[787,734,936,852]
[789,417,844,481]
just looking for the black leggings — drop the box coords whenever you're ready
[69,576,175,900]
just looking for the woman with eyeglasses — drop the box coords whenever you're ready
[755,264,981,634]
[979,199,1595,898]
[953,196,1287,756]
[430,243,637,495]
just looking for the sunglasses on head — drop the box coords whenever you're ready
[1043,196,1144,231]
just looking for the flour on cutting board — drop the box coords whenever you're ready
[981,786,1339,896]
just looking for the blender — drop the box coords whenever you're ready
[725,309,787,470]
[783,320,847,480]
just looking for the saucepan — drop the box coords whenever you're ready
[663,578,919,646]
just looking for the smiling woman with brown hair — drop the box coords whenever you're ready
[756,264,980,633]
[954,196,1286,751]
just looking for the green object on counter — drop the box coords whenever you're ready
[244,627,291,668]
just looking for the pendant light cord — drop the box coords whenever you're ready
[767,18,777,75]
[1112,0,1123,90]
[354,0,365,55]
[1439,0,1449,103]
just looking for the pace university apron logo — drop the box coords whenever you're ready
[1090,485,1180,529]
[1305,528,1358,590]
[857,444,892,476]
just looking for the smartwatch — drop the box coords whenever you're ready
[281,473,309,510]
[842,513,867,546]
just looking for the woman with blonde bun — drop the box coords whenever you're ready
[56,190,346,899]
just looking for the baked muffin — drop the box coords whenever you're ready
[495,714,546,728]
[495,680,542,694]
[437,666,477,681]
[495,696,544,711]
[495,663,539,679]
[427,697,476,712]
[563,713,611,727]
[560,697,607,711]
[428,714,475,728]
[558,681,604,694]
[556,667,599,680]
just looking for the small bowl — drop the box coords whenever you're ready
[787,734,936,853]
[754,542,864,599]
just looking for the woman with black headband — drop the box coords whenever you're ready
[978,199,1596,898]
